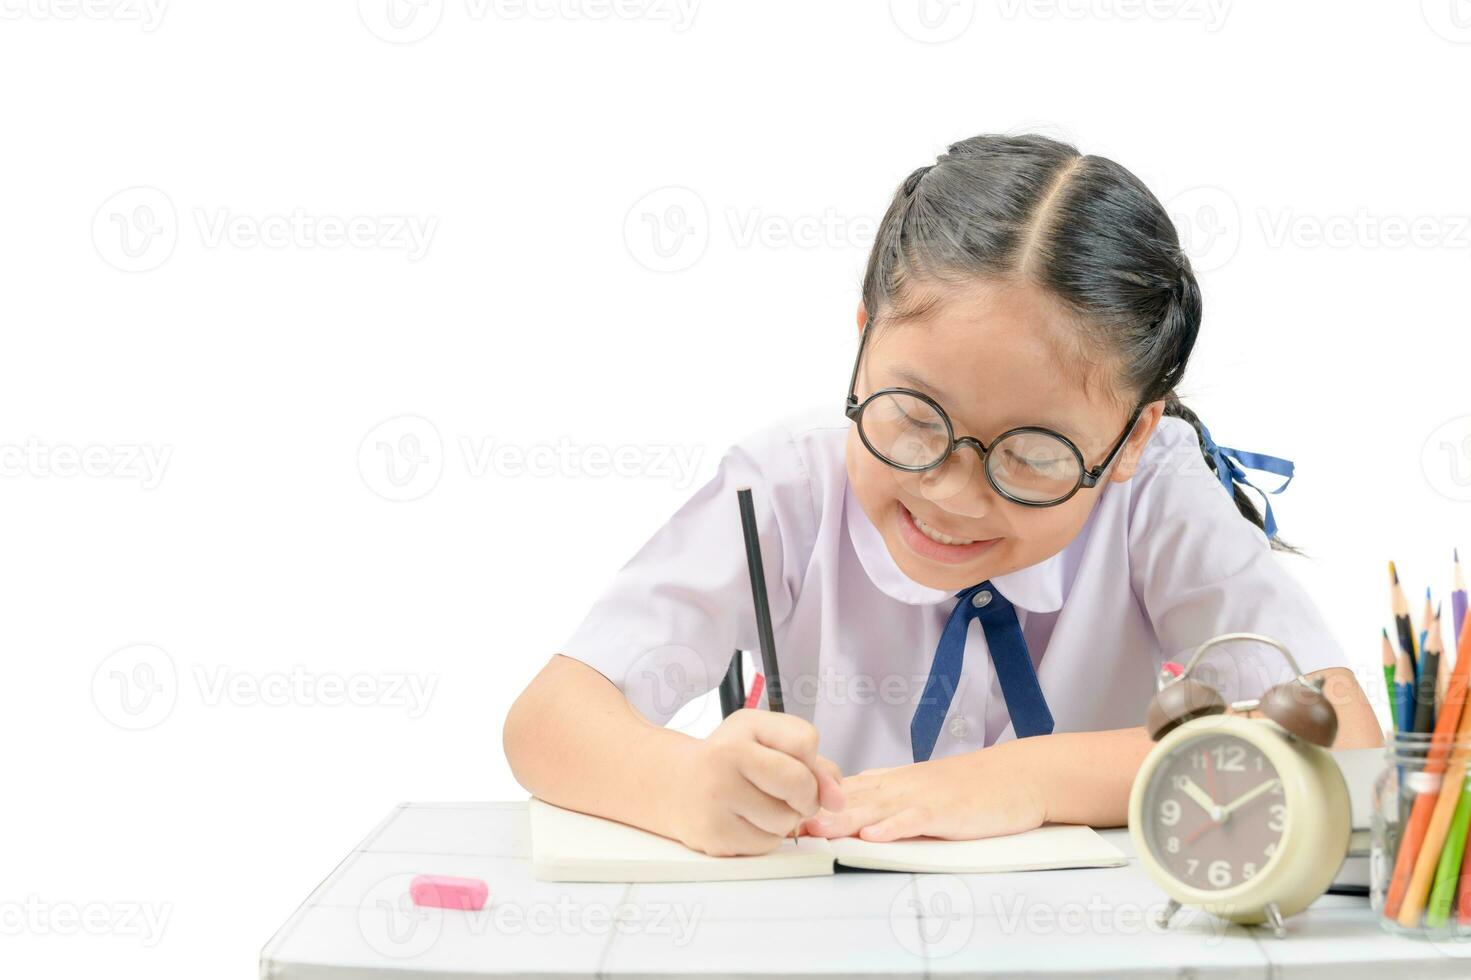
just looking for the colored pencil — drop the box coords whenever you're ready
[1434,604,1452,714]
[743,671,765,710]
[1395,680,1471,927]
[1383,628,1399,729]
[1455,548,1468,646]
[1384,617,1471,920]
[1425,778,1471,927]
[1396,648,1416,736]
[1414,619,1443,736]
[1391,560,1419,675]
[1422,586,1436,656]
[1459,798,1471,922]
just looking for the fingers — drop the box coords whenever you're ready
[703,711,854,850]
[858,807,928,842]
[799,765,912,838]
[801,800,887,838]
[729,785,804,838]
[816,755,846,811]
[705,812,790,856]
[745,710,822,770]
[731,711,841,816]
[736,743,821,820]
[799,809,839,837]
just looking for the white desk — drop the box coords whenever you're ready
[260,802,1471,978]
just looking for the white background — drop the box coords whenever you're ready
[4,2,1471,976]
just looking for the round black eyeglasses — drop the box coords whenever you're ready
[844,324,1143,507]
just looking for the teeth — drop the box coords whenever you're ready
[909,508,976,546]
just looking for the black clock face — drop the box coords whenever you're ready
[1141,733,1287,891]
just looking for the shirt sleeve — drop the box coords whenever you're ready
[1127,417,1347,703]
[558,422,818,726]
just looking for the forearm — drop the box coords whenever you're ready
[995,726,1155,828]
[995,668,1381,830]
[503,653,698,840]
[1310,667,1384,749]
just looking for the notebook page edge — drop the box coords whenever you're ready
[529,797,838,882]
[826,824,1127,873]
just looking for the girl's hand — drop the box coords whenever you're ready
[669,708,845,857]
[799,743,1045,842]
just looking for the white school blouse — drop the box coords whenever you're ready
[560,405,1346,775]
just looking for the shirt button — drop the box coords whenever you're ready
[972,590,992,608]
[948,717,969,738]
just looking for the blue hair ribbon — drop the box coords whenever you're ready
[1196,423,1294,539]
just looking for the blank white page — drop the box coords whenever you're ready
[828,824,1127,873]
[529,799,836,883]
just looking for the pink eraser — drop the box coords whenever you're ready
[1161,661,1184,678]
[409,874,488,911]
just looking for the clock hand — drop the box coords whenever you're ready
[1217,779,1282,821]
[1176,777,1223,821]
[1183,817,1220,845]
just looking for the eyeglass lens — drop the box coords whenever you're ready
[858,391,1083,504]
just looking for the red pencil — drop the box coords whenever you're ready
[743,672,765,710]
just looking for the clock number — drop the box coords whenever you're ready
[1159,799,1181,827]
[1166,836,1180,854]
[1264,842,1277,858]
[1213,745,1246,772]
[1268,804,1286,833]
[1242,862,1257,880]
[1208,860,1233,887]
[1185,858,1199,876]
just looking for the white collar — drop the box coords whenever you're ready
[843,480,1067,613]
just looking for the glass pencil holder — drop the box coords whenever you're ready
[1371,730,1471,941]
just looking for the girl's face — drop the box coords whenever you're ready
[846,277,1164,592]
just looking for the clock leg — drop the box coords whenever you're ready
[1263,901,1286,939]
[1155,899,1181,930]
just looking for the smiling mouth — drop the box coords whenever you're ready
[902,502,983,546]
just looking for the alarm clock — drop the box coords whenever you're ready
[1127,632,1351,938]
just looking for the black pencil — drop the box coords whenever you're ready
[1413,609,1443,735]
[736,487,784,714]
[1390,560,1419,676]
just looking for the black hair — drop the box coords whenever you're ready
[859,132,1291,550]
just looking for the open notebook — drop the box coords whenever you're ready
[530,799,1127,883]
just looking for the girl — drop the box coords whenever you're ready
[504,133,1381,858]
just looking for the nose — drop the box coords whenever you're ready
[916,445,998,519]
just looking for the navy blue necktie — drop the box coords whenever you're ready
[910,580,1053,763]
